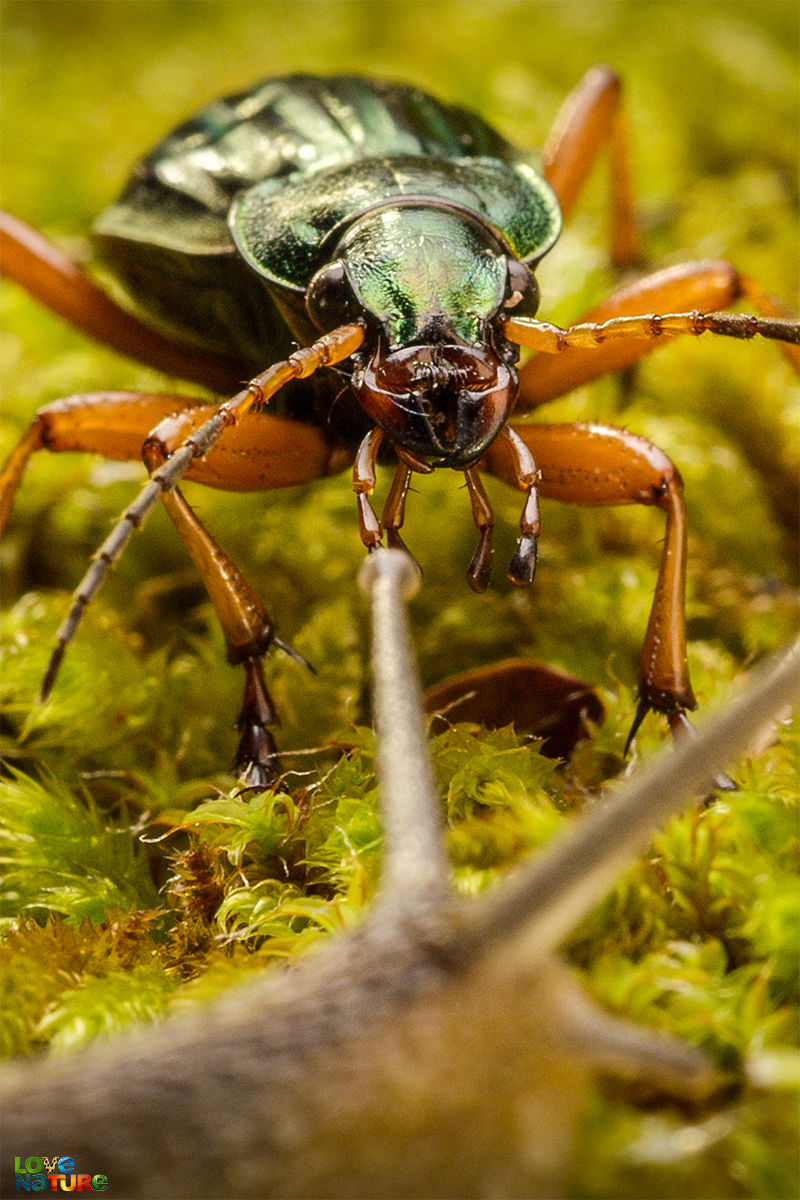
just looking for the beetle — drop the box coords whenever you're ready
[1,70,798,784]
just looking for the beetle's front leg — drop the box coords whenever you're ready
[141,430,298,787]
[484,422,699,748]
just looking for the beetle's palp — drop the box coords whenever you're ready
[39,323,365,703]
[463,468,495,592]
[380,461,414,556]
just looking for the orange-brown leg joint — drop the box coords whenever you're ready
[145,405,349,491]
[0,391,193,535]
[0,388,348,537]
[484,421,697,717]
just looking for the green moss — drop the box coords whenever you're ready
[0,772,159,923]
[1,3,797,1196]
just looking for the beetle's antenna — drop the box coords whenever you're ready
[501,309,800,355]
[39,324,365,701]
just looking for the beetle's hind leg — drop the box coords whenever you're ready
[0,211,242,391]
[542,65,641,268]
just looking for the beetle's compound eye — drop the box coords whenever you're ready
[307,262,363,333]
[504,261,539,317]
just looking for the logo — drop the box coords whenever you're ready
[13,1157,109,1192]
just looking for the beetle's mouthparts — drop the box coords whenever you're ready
[355,342,517,467]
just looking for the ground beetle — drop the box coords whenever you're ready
[1,70,798,783]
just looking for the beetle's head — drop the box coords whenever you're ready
[306,204,539,469]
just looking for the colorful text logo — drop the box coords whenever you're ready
[13,1157,109,1192]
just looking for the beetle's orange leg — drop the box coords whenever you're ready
[504,260,800,410]
[0,386,351,781]
[152,486,285,785]
[18,324,364,704]
[0,211,243,392]
[141,436,297,785]
[483,421,699,748]
[542,65,640,266]
[0,392,191,534]
[0,390,350,536]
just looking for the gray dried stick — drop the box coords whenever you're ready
[2,550,798,1199]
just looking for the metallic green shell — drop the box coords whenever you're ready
[229,156,559,294]
[94,75,560,368]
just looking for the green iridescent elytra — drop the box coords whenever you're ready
[94,75,560,410]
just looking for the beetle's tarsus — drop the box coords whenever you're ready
[234,658,283,785]
[507,534,538,586]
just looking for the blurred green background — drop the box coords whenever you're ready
[0,5,798,1197]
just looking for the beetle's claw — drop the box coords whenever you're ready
[626,700,737,794]
[236,724,284,791]
[668,710,737,792]
[507,535,538,587]
[273,635,316,675]
[238,750,283,791]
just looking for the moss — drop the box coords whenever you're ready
[1,3,798,1197]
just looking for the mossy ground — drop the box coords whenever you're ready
[1,3,798,1197]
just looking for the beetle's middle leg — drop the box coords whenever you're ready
[483,421,699,749]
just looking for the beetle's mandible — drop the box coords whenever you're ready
[1,70,798,784]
